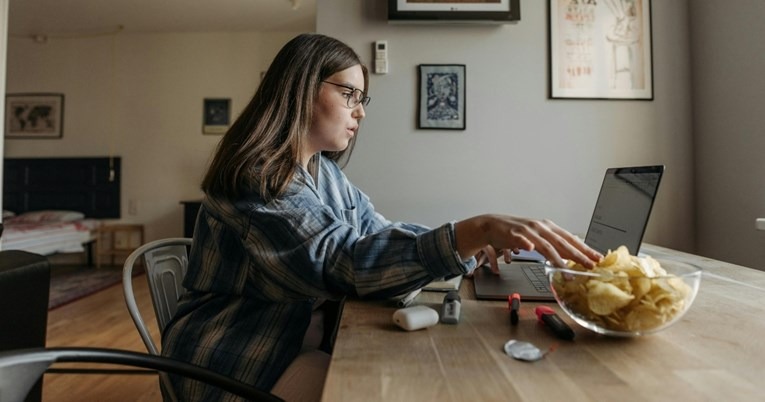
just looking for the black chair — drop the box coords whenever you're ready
[0,250,50,402]
[0,347,284,402]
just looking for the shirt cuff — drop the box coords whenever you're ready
[416,221,476,278]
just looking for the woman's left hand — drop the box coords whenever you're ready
[471,245,514,276]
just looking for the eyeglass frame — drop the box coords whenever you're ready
[322,81,371,108]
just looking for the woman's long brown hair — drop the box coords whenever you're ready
[202,33,369,202]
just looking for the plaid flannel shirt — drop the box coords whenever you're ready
[161,156,475,401]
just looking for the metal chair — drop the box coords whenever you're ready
[0,347,283,402]
[122,238,283,401]
[122,237,192,401]
[123,237,192,355]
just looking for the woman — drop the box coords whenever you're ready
[162,33,601,402]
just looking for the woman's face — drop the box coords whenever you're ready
[303,64,366,166]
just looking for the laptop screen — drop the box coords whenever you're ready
[584,165,664,255]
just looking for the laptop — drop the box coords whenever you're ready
[473,165,665,301]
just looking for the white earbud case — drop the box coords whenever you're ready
[392,305,439,331]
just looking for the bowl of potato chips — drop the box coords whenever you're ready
[547,246,701,337]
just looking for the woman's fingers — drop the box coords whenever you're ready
[544,220,602,267]
[511,219,599,268]
[483,246,501,275]
[502,248,513,263]
[471,247,500,275]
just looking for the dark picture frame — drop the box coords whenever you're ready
[4,93,64,139]
[418,64,466,130]
[549,0,653,100]
[389,0,520,23]
[202,98,231,134]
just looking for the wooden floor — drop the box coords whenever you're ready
[43,271,162,401]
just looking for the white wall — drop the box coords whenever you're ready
[4,31,298,240]
[690,0,765,269]
[12,0,761,269]
[318,0,695,253]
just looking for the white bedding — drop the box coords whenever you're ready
[1,219,100,255]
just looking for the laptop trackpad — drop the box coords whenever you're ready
[474,263,556,302]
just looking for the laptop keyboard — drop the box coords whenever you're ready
[521,264,552,294]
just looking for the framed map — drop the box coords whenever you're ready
[5,93,64,139]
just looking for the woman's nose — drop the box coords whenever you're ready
[353,104,365,120]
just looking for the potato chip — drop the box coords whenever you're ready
[630,277,652,300]
[586,280,634,315]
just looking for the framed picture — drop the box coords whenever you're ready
[418,64,466,130]
[202,98,231,134]
[5,93,64,139]
[389,0,520,23]
[549,0,653,100]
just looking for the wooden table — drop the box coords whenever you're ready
[321,244,765,401]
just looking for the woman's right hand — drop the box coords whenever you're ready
[454,214,602,270]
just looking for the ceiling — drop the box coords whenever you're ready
[8,0,317,38]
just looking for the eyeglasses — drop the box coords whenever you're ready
[322,81,371,108]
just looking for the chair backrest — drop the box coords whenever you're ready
[123,238,192,356]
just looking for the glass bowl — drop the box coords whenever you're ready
[546,259,701,337]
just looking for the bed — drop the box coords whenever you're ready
[1,211,101,255]
[1,157,121,259]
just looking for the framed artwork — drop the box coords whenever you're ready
[549,0,653,100]
[418,64,466,130]
[388,0,520,23]
[202,98,231,134]
[5,93,64,139]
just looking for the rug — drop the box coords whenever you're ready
[48,264,144,310]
